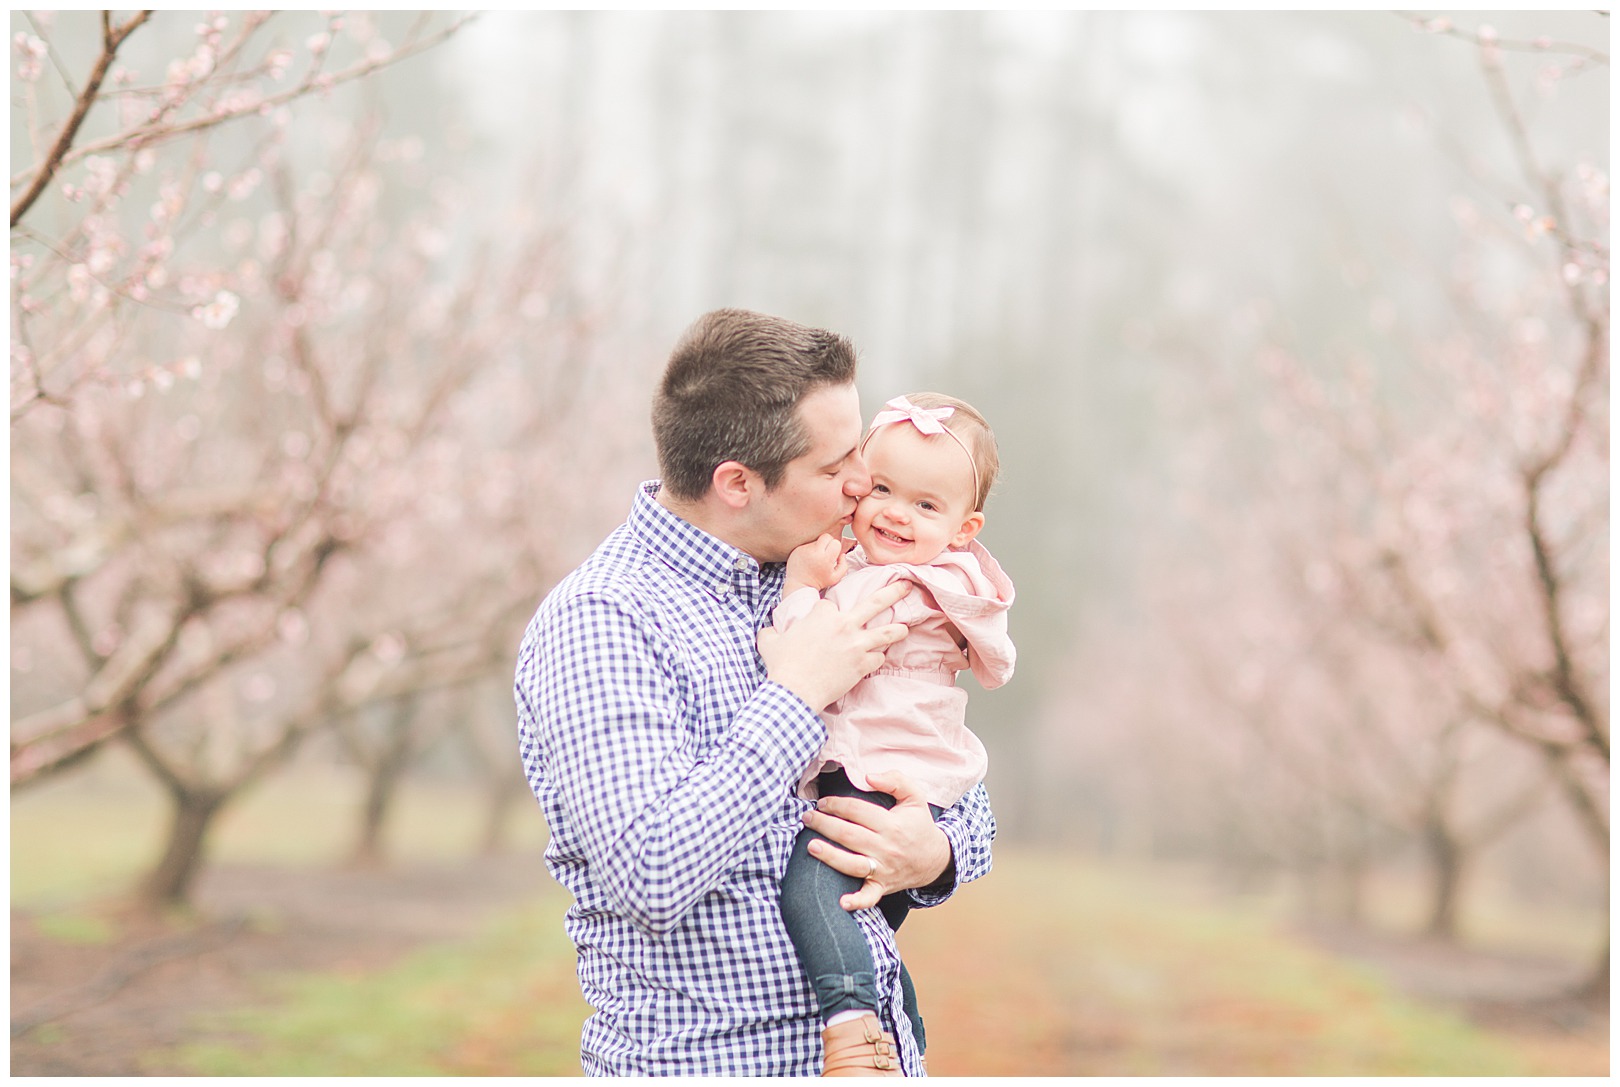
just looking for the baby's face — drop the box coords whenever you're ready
[851,424,983,565]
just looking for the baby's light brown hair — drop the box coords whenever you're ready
[884,391,1000,512]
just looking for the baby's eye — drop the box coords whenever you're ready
[871,484,890,495]
[919,501,938,512]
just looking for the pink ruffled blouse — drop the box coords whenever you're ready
[772,539,1016,809]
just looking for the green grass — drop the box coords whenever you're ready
[130,851,1603,1078]
[13,753,1606,1076]
[11,747,547,908]
[33,912,119,946]
[168,900,588,1076]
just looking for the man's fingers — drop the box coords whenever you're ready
[805,840,886,911]
[869,621,908,648]
[848,580,911,625]
[839,882,883,912]
[811,796,886,835]
[807,836,871,875]
[862,771,925,807]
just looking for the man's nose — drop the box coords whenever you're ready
[844,462,872,497]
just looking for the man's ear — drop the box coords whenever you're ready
[950,511,985,549]
[711,461,756,510]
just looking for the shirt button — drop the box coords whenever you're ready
[733,556,749,570]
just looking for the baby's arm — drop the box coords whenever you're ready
[782,533,854,600]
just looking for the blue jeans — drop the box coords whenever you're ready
[779,767,939,1051]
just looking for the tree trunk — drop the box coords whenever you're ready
[351,771,401,874]
[1574,927,1610,1004]
[1422,820,1465,940]
[140,786,227,909]
[347,697,426,868]
[1331,849,1369,926]
[479,779,526,855]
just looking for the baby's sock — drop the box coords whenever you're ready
[824,1009,871,1028]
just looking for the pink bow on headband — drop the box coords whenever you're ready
[870,396,955,435]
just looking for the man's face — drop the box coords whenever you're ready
[751,382,871,562]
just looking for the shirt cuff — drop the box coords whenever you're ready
[906,819,969,908]
[735,680,827,770]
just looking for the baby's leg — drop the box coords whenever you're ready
[779,821,883,1023]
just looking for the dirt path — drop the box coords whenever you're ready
[11,855,551,1076]
[11,854,1607,1076]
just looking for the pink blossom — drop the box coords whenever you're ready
[187,43,215,78]
[84,156,118,195]
[371,632,407,665]
[242,674,277,703]
[277,610,310,645]
[67,264,92,302]
[87,244,118,275]
[306,32,330,56]
[91,624,123,657]
[228,168,263,201]
[14,32,46,82]
[193,290,241,329]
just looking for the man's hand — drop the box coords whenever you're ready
[758,580,910,712]
[801,772,952,911]
[783,533,855,598]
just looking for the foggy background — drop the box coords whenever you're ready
[437,9,1609,873]
[11,11,1609,1060]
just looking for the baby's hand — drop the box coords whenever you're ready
[786,533,853,593]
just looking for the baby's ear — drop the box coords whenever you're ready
[950,511,985,549]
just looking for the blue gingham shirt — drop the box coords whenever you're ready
[515,481,996,1076]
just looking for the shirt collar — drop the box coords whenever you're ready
[630,481,785,611]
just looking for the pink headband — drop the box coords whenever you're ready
[861,395,981,507]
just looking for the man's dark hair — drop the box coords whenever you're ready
[653,309,858,500]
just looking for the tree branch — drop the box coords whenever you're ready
[10,10,152,228]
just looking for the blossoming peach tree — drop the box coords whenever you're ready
[11,11,635,904]
[1043,14,1607,992]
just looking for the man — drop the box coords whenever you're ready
[515,309,996,1076]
